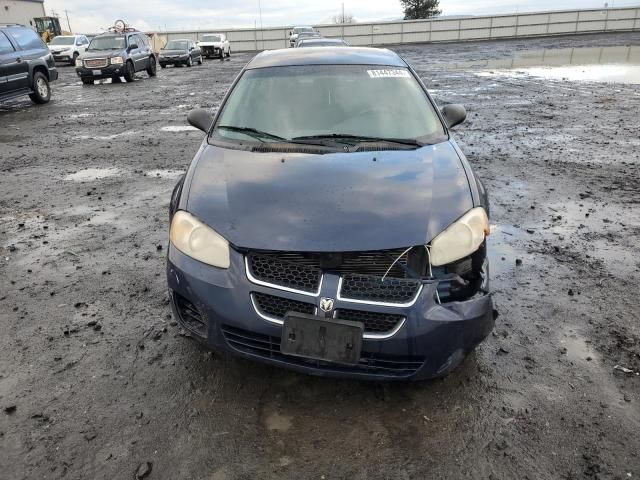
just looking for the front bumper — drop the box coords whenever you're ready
[159,56,189,65]
[201,46,221,56]
[167,246,494,381]
[54,55,71,62]
[75,64,123,79]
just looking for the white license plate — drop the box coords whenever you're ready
[92,70,102,75]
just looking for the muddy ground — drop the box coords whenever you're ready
[1,32,639,479]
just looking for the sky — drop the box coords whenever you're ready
[44,0,639,33]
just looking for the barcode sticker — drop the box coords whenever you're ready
[367,69,411,79]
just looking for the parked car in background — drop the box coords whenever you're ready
[296,38,349,48]
[167,47,493,381]
[48,34,89,65]
[198,34,230,59]
[293,30,321,47]
[75,30,157,84]
[289,26,316,47]
[0,24,58,104]
[159,39,202,68]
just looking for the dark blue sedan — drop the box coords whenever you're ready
[166,47,494,380]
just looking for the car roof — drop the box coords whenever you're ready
[247,47,407,69]
[299,38,346,44]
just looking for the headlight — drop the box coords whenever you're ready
[75,58,83,67]
[170,211,230,268]
[429,207,490,267]
[110,56,124,65]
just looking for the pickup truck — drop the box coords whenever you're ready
[197,34,230,59]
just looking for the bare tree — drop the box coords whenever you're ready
[400,0,441,20]
[332,12,355,24]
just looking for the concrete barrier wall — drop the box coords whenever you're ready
[157,7,640,53]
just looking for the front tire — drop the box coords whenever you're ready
[160,63,166,69]
[29,71,51,104]
[197,55,203,65]
[226,48,230,58]
[81,77,94,85]
[71,52,78,66]
[124,60,135,82]
[186,56,193,67]
[146,57,157,77]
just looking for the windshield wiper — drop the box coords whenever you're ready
[217,125,287,143]
[291,134,425,147]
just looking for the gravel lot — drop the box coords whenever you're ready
[1,32,639,479]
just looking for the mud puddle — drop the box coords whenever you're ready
[145,169,185,179]
[473,45,640,83]
[160,125,198,132]
[64,167,123,181]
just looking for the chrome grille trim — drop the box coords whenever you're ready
[244,256,323,297]
[336,277,423,308]
[84,58,109,68]
[250,294,405,340]
[250,293,317,325]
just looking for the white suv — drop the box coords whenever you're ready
[197,34,230,59]
[48,35,89,65]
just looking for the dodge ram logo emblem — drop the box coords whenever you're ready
[319,297,335,313]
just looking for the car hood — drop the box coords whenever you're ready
[185,141,473,252]
[49,45,73,52]
[160,49,188,56]
[81,50,123,59]
[199,41,222,46]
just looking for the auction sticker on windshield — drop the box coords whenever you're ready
[367,69,411,78]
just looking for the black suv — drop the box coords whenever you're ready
[75,30,157,84]
[0,24,58,104]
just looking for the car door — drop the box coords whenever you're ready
[76,36,88,54]
[0,30,29,93]
[138,34,152,69]
[127,34,142,70]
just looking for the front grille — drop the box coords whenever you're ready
[335,309,404,334]
[84,58,109,68]
[340,275,421,304]
[247,253,322,293]
[174,293,207,337]
[246,248,415,294]
[221,325,423,378]
[252,292,315,319]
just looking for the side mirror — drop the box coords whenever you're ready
[187,109,214,133]
[441,104,467,129]
[129,43,139,50]
[289,31,292,36]
[189,46,194,51]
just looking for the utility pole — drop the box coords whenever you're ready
[342,2,345,23]
[64,9,72,32]
[258,0,263,49]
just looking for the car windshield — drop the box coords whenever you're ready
[165,40,189,50]
[88,36,125,50]
[50,36,75,45]
[212,64,446,146]
[294,27,314,33]
[202,35,221,42]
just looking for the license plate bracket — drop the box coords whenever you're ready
[281,313,364,365]
[92,69,102,75]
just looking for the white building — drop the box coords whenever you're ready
[0,0,46,26]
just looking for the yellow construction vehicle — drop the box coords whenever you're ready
[33,16,71,43]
